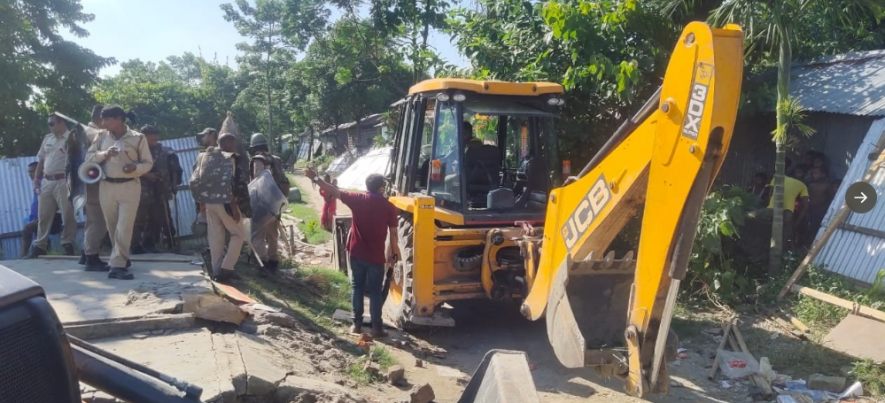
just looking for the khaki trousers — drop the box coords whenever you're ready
[83,183,107,255]
[251,219,280,262]
[34,179,77,249]
[206,203,244,275]
[100,180,141,268]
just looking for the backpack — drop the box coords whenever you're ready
[251,154,290,197]
[190,147,234,204]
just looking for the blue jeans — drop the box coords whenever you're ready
[349,256,384,327]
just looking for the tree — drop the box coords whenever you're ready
[0,0,113,157]
[368,0,452,83]
[93,54,252,138]
[705,0,885,275]
[289,17,412,153]
[448,0,690,164]
[221,0,329,153]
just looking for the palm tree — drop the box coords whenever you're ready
[673,0,885,275]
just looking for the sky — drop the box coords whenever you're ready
[62,0,468,77]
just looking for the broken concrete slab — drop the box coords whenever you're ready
[183,293,246,325]
[823,314,885,362]
[65,314,195,340]
[91,328,234,402]
[234,331,289,396]
[3,254,208,323]
[274,375,349,402]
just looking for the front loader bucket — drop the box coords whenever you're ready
[546,252,635,370]
[457,350,540,403]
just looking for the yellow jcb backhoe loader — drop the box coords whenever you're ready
[332,22,744,396]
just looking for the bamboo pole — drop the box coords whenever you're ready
[732,324,773,396]
[708,320,734,379]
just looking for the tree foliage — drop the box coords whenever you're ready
[0,0,113,157]
[92,54,249,138]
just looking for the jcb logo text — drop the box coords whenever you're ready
[561,175,612,251]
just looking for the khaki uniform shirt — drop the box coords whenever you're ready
[86,126,154,178]
[37,131,71,176]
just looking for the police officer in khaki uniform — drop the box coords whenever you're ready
[131,125,169,254]
[27,113,78,258]
[86,105,153,280]
[80,105,109,271]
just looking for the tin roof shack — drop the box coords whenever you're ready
[316,113,387,158]
[719,49,885,286]
[718,50,885,187]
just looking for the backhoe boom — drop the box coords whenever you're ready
[520,22,744,396]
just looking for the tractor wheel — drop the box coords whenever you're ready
[385,213,419,329]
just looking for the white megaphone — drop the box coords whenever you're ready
[78,162,104,184]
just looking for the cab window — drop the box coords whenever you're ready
[428,102,461,209]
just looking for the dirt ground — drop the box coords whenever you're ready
[292,173,351,217]
[286,172,738,403]
[283,172,870,403]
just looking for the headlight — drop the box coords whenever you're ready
[437,93,451,102]
[453,92,466,102]
[557,98,566,106]
[547,97,561,106]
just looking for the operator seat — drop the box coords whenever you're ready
[465,144,502,206]
[515,155,548,210]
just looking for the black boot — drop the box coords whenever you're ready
[62,244,75,256]
[102,260,131,272]
[267,260,280,272]
[25,246,47,259]
[79,251,87,265]
[108,267,134,280]
[84,255,108,272]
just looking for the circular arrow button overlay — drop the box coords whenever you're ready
[845,181,877,214]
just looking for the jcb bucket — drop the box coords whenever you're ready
[546,252,636,372]
[457,350,540,403]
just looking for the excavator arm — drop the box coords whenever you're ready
[520,22,743,396]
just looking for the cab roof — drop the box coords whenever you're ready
[408,78,564,97]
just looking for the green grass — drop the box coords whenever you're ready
[235,262,351,330]
[348,346,398,384]
[853,359,885,396]
[289,202,332,244]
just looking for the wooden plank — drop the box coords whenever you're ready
[212,281,257,305]
[791,284,885,322]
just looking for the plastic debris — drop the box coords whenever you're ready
[758,357,776,382]
[717,349,760,379]
[838,381,863,399]
[720,380,732,389]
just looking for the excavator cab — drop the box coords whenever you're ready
[387,81,564,225]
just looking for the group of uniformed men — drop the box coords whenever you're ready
[22,105,287,283]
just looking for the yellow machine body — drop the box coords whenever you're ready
[333,22,744,397]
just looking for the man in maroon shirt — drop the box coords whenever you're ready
[306,168,399,337]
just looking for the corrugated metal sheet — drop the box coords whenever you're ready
[814,118,885,284]
[792,50,885,116]
[0,136,202,259]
